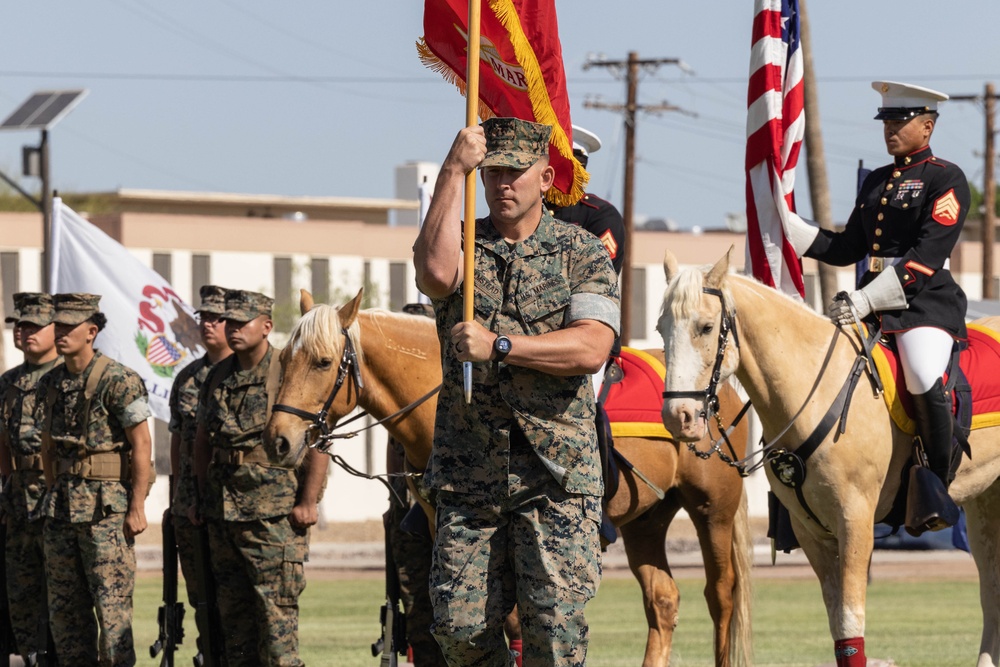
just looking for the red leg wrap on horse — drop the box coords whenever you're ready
[834,637,866,667]
[509,639,522,667]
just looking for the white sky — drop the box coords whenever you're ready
[1,1,998,230]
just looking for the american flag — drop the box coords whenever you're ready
[146,334,184,367]
[745,0,805,297]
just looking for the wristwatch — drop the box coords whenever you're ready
[493,335,512,362]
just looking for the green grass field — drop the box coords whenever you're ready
[131,572,982,667]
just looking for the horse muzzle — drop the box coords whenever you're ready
[662,397,708,442]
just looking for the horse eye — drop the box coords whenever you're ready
[699,323,714,336]
[316,358,333,370]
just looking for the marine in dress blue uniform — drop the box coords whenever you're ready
[548,125,625,275]
[784,81,970,532]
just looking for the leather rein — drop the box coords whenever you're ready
[660,287,749,469]
[271,327,441,450]
[660,286,882,530]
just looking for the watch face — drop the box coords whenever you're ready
[497,337,512,353]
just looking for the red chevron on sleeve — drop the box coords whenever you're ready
[932,188,960,226]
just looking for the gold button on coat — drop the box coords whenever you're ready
[875,228,883,237]
[873,243,881,251]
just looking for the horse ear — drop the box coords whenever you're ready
[706,246,733,288]
[663,250,679,282]
[299,289,315,315]
[339,289,364,328]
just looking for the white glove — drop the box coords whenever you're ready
[828,290,872,326]
[784,212,820,257]
[827,269,907,326]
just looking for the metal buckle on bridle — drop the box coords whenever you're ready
[661,286,739,423]
[271,327,364,439]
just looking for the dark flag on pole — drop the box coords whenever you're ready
[418,0,586,206]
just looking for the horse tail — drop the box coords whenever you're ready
[728,486,755,667]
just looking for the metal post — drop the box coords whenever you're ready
[40,129,51,292]
[984,82,996,300]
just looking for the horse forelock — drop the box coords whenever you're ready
[286,304,364,366]
[662,264,735,321]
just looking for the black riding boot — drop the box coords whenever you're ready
[911,378,956,488]
[905,378,959,536]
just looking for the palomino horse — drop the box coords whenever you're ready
[263,289,753,667]
[658,249,1000,667]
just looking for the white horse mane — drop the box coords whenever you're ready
[286,303,365,365]
[663,263,826,324]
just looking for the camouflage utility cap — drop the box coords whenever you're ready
[52,293,101,326]
[480,117,552,169]
[197,285,227,315]
[13,292,54,326]
[223,289,273,322]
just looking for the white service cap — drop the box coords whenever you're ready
[872,80,948,120]
[571,125,602,156]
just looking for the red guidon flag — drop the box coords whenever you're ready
[745,0,805,297]
[418,0,587,206]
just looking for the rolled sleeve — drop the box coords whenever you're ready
[122,398,153,428]
[568,292,620,336]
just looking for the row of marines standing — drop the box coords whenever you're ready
[0,287,322,667]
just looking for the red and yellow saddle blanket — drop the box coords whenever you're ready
[602,347,674,440]
[872,323,1000,434]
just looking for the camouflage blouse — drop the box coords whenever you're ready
[0,358,60,520]
[36,351,151,523]
[168,355,217,517]
[197,345,297,522]
[427,213,621,498]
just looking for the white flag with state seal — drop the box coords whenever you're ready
[49,197,202,421]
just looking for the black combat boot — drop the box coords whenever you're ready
[905,378,960,536]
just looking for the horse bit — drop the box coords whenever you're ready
[660,287,750,472]
[271,327,366,447]
[270,327,441,505]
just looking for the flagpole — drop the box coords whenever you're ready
[462,0,482,404]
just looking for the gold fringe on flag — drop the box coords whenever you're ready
[416,3,589,208]
[488,0,587,206]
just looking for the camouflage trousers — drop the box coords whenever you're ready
[173,512,212,663]
[386,437,447,667]
[429,446,602,667]
[5,510,48,657]
[207,515,308,667]
[43,512,135,667]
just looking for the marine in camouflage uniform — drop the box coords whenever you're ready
[192,289,327,667]
[167,285,231,663]
[0,293,60,661]
[37,293,153,667]
[414,118,621,667]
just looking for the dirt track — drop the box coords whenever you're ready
[249,517,984,582]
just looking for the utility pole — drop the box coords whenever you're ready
[583,52,693,344]
[798,0,837,306]
[951,83,998,299]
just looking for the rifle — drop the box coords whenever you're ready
[371,509,407,667]
[0,523,16,661]
[150,504,185,666]
[192,524,223,667]
[30,577,58,666]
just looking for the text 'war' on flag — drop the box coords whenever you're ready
[745,0,806,297]
[418,0,586,206]
[49,198,201,422]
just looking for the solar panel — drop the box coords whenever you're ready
[0,90,88,131]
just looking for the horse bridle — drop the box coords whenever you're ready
[271,327,365,439]
[661,286,740,422]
